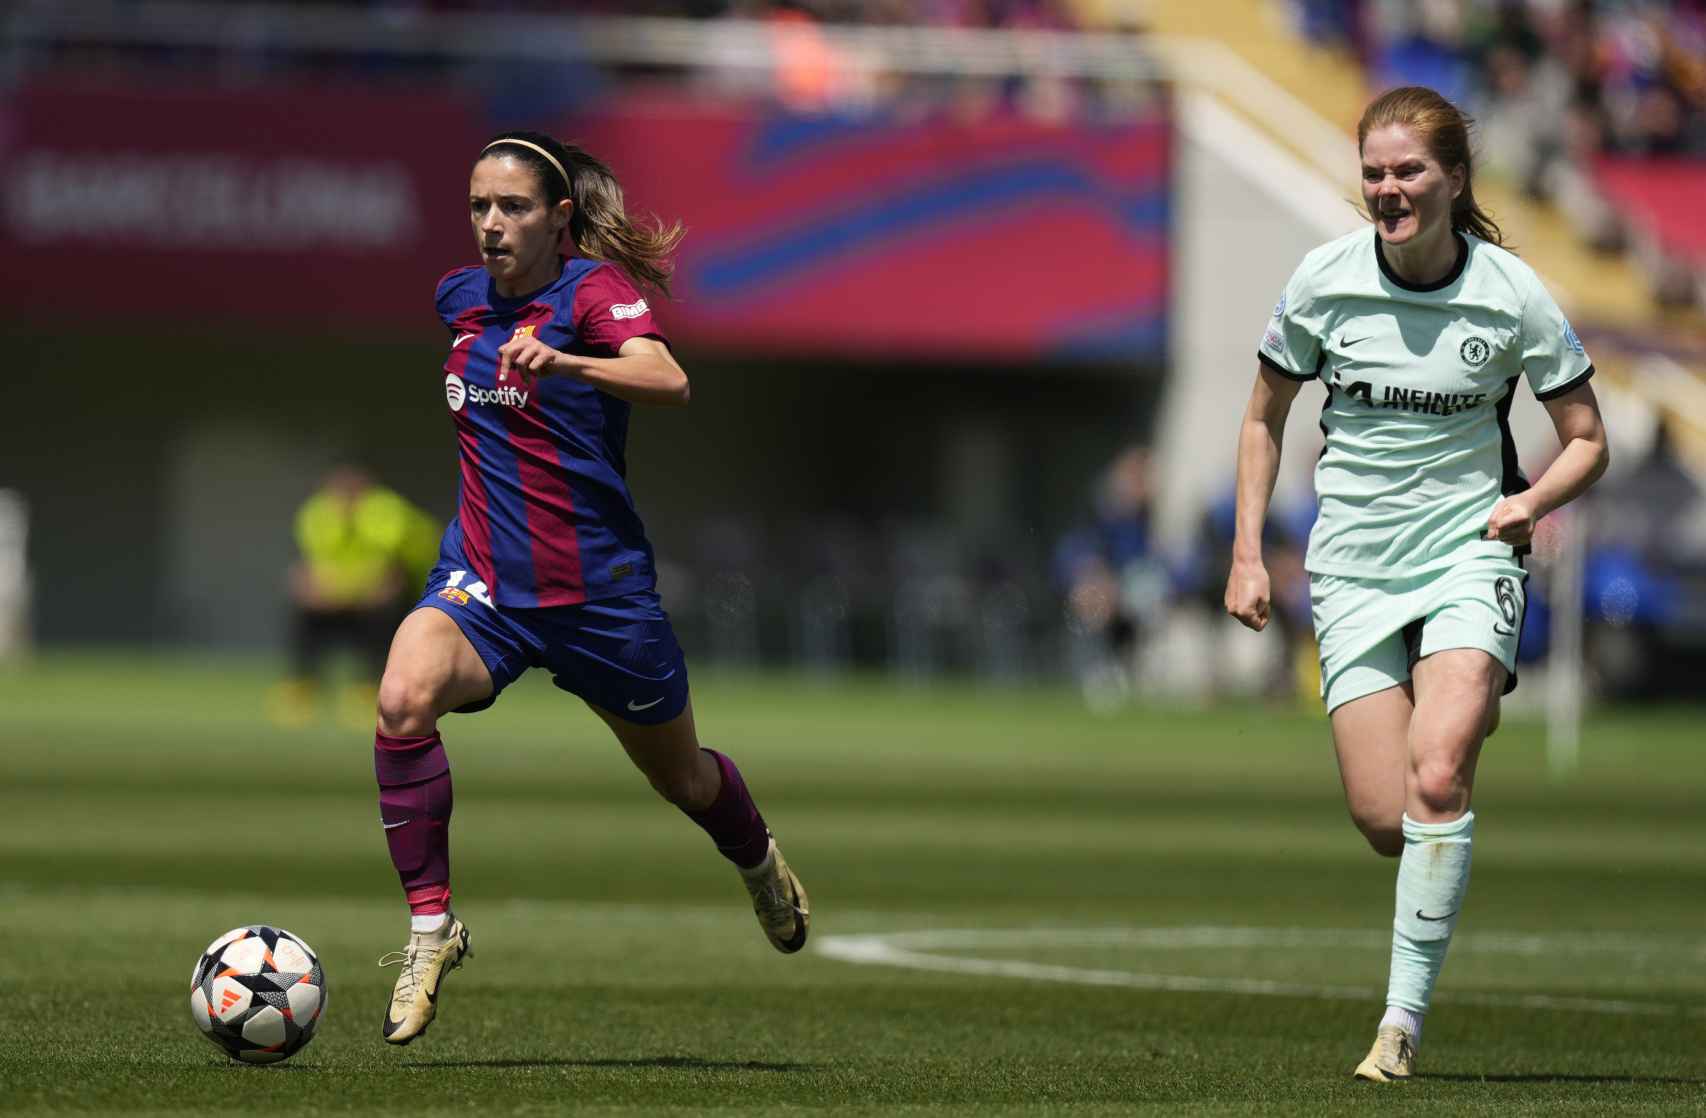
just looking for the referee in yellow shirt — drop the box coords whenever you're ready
[270,465,438,727]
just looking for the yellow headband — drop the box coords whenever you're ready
[481,138,570,194]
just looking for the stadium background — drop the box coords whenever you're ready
[2,2,1703,1113]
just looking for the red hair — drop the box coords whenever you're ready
[1358,86,1506,247]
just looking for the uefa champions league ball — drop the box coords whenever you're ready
[188,926,326,1064]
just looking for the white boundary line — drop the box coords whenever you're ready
[816,926,1706,1018]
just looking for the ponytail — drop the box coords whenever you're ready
[479,131,686,297]
[558,145,685,298]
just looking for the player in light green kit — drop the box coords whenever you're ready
[1225,86,1610,1081]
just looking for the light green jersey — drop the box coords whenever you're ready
[1259,229,1593,579]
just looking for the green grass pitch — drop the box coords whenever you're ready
[2,653,1702,1115]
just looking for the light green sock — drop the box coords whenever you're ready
[1385,811,1474,1022]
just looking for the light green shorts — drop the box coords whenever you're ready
[1309,556,1527,712]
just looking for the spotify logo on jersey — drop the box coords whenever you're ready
[444,372,529,411]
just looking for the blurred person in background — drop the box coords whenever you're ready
[1189,486,1314,700]
[1225,86,1608,1082]
[1578,423,1706,698]
[267,464,437,729]
[370,130,809,1046]
[1054,445,1169,707]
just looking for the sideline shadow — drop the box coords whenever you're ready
[402,1056,817,1072]
[1421,1073,1706,1086]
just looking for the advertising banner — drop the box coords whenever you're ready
[2,83,1168,361]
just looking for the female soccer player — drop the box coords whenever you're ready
[371,131,809,1045]
[1225,87,1608,1081]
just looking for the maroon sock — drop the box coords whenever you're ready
[375,731,453,907]
[685,749,772,869]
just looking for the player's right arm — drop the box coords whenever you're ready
[1225,364,1304,632]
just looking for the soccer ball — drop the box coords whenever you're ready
[188,925,327,1064]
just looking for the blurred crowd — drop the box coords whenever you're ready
[668,0,1150,119]
[8,0,1159,122]
[580,1,1082,25]
[1293,1,1706,160]
[1045,432,1706,709]
[1289,0,1706,311]
[230,0,1087,26]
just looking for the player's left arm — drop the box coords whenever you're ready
[566,336,691,407]
[1485,381,1609,546]
[495,334,690,407]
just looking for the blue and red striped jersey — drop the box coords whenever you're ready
[435,257,668,608]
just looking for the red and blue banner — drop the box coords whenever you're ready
[566,98,1169,362]
[0,83,1169,362]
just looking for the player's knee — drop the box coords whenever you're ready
[1411,758,1468,817]
[375,673,438,737]
[634,749,715,811]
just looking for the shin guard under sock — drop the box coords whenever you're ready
[375,731,453,910]
[1385,811,1475,1020]
[684,749,771,869]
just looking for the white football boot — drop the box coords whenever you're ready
[1353,1024,1417,1082]
[379,915,471,1045]
[739,835,810,953]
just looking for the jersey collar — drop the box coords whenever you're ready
[1374,230,1468,292]
[488,256,570,311]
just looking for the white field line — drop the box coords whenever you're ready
[815,926,1706,1018]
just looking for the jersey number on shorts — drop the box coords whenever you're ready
[1493,576,1520,637]
[446,569,494,608]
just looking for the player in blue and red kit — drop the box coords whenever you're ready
[373,131,810,1044]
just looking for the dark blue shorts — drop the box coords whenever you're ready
[415,557,688,725]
